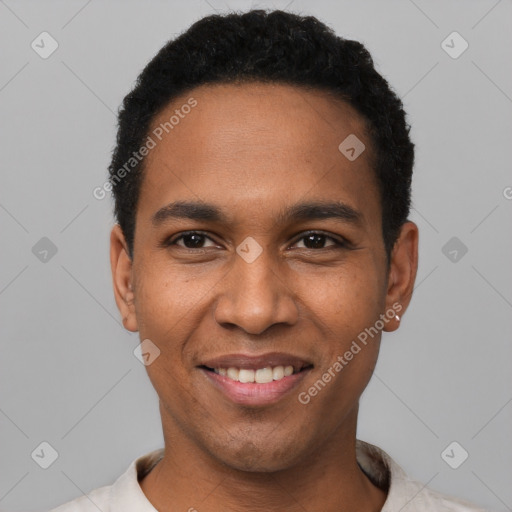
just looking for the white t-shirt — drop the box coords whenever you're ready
[49,440,488,511]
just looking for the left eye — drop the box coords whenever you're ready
[293,233,342,249]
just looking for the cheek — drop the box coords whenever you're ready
[132,266,205,406]
[295,260,384,397]
[298,260,384,335]
[131,258,224,398]
[133,258,216,336]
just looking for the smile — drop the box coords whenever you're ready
[211,365,296,383]
[199,353,313,406]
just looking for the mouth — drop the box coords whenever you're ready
[200,364,310,383]
[198,353,313,406]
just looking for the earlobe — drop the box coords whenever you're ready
[110,224,139,332]
[383,221,419,332]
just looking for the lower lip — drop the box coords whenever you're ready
[201,368,311,406]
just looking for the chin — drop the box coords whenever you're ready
[208,433,309,473]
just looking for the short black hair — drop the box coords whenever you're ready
[109,9,414,259]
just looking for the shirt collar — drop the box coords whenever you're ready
[107,440,475,511]
[110,448,163,512]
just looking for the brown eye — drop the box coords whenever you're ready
[169,232,218,249]
[294,232,341,249]
[179,233,206,248]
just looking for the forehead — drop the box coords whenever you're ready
[137,82,380,227]
[148,82,370,164]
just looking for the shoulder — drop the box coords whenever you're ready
[387,473,489,511]
[47,448,164,512]
[356,440,489,512]
[48,484,112,512]
[419,485,489,512]
[386,468,489,512]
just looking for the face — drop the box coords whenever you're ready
[111,83,418,472]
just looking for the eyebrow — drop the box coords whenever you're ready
[152,201,225,225]
[152,200,362,227]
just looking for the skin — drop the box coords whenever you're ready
[110,82,418,512]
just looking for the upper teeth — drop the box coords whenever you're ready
[214,365,295,383]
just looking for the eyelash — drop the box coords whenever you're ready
[162,230,348,251]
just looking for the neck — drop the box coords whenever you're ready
[140,408,386,512]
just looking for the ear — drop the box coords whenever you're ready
[383,221,419,332]
[110,224,138,332]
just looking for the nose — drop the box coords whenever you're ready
[214,247,299,335]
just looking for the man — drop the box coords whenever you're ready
[52,9,486,512]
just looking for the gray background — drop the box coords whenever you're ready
[0,0,511,510]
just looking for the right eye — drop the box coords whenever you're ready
[164,231,219,250]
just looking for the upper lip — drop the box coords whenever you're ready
[200,352,313,371]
